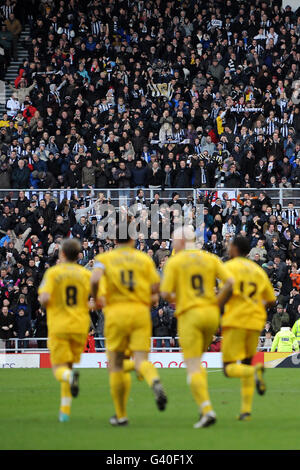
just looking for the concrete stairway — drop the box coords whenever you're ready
[0,24,30,116]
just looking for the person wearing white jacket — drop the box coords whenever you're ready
[6,94,20,117]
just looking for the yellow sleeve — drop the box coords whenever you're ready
[261,272,276,304]
[216,257,232,283]
[94,254,107,271]
[98,276,107,297]
[38,268,55,296]
[160,257,176,294]
[148,257,160,285]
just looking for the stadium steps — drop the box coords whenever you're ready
[0,24,30,115]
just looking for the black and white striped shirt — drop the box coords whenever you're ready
[265,117,279,135]
[194,143,201,154]
[280,117,293,138]
[98,102,113,114]
[91,20,102,36]
[173,129,185,142]
[72,143,87,154]
[260,20,271,35]
[253,127,266,140]
[1,4,14,19]
[282,209,298,227]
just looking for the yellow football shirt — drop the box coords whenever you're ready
[38,263,91,335]
[94,246,160,306]
[222,257,276,331]
[161,249,232,316]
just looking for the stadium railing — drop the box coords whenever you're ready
[0,336,272,353]
[1,188,300,208]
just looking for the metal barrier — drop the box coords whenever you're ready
[0,336,272,354]
[2,188,300,208]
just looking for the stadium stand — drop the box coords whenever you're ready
[0,0,299,352]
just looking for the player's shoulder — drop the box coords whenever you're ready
[244,258,269,278]
[200,250,223,265]
[95,251,110,262]
[74,264,92,278]
[134,249,156,267]
[45,264,60,276]
[226,257,268,277]
[94,251,110,268]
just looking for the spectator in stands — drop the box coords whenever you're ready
[272,304,290,334]
[152,303,171,352]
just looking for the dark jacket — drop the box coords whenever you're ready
[131,166,148,187]
[12,167,30,188]
[152,310,170,337]
[14,314,31,339]
[72,222,92,240]
[0,312,15,340]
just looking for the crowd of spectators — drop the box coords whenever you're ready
[0,0,299,192]
[0,0,300,351]
[0,188,300,350]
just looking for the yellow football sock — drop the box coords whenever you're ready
[54,366,71,383]
[110,371,127,419]
[189,369,212,415]
[138,360,159,387]
[60,381,72,415]
[241,376,255,414]
[123,372,131,417]
[123,359,135,373]
[225,363,254,379]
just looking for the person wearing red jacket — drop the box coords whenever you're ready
[22,101,37,123]
[24,234,42,254]
[14,68,26,88]
[84,329,96,353]
[209,336,221,352]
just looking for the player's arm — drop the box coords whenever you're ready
[90,259,106,309]
[160,258,176,303]
[215,258,234,309]
[151,282,160,305]
[217,278,234,310]
[38,292,50,308]
[262,274,276,309]
[38,270,53,308]
[148,257,162,304]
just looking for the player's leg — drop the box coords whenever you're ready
[179,309,217,428]
[130,307,167,411]
[238,330,263,419]
[108,350,129,426]
[105,309,131,425]
[133,350,167,411]
[222,328,256,420]
[247,330,266,396]
[68,333,90,399]
[52,363,73,422]
[49,335,74,422]
[123,348,143,381]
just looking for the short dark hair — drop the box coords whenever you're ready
[61,238,81,262]
[232,236,250,256]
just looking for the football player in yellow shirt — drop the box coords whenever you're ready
[38,239,91,422]
[160,226,234,428]
[221,236,276,421]
[91,228,167,427]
